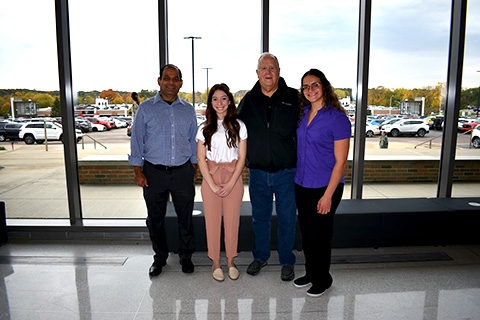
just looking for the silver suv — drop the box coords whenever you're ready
[18,121,83,144]
[381,119,429,137]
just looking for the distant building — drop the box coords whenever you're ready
[400,97,425,116]
[96,97,109,108]
[339,96,351,107]
[11,98,38,118]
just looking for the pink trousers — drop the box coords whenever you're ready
[201,160,244,261]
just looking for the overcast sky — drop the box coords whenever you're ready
[0,0,479,96]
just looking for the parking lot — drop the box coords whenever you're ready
[1,126,476,151]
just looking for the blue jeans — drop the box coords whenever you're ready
[249,168,297,266]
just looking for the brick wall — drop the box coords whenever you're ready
[78,158,480,184]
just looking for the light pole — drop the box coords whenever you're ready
[477,71,480,117]
[202,67,212,101]
[184,36,201,107]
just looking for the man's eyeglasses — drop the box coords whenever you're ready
[302,82,321,91]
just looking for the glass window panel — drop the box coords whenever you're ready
[366,0,451,199]
[69,0,158,218]
[270,0,358,198]
[168,0,260,99]
[454,0,480,197]
[168,0,260,204]
[0,0,69,219]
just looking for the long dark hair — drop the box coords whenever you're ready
[131,92,139,104]
[202,83,240,151]
[299,69,347,124]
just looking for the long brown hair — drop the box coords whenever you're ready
[202,83,240,151]
[298,68,347,124]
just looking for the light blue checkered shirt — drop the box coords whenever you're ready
[128,92,198,167]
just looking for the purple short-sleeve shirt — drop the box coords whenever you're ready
[295,104,351,188]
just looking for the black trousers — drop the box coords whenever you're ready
[143,160,196,263]
[295,183,344,288]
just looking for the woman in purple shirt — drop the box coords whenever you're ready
[293,69,351,297]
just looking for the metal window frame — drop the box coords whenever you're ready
[261,0,269,53]
[351,0,371,199]
[54,0,468,226]
[55,0,82,225]
[159,0,168,67]
[437,0,467,198]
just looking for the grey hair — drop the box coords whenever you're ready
[257,52,280,70]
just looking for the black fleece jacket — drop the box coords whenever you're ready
[237,77,300,172]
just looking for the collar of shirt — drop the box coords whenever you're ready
[128,91,197,167]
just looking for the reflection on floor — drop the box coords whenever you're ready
[0,240,479,319]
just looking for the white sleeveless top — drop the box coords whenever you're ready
[196,119,247,163]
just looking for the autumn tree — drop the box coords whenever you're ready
[460,87,479,108]
[368,86,386,106]
[99,89,118,103]
[139,89,157,99]
[51,97,61,117]
[200,89,209,104]
[0,102,10,118]
[184,93,192,103]
[113,97,125,104]
[35,93,55,109]
[178,92,187,101]
[0,96,7,110]
[124,94,133,104]
[334,89,347,99]
[78,95,95,105]
[234,90,248,105]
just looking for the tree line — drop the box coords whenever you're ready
[1,86,479,119]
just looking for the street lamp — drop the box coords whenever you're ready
[184,36,202,107]
[202,67,212,100]
[477,70,480,117]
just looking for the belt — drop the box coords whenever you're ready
[146,160,189,171]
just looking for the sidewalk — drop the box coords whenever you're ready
[1,140,479,219]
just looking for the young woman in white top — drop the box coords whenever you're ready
[196,83,247,281]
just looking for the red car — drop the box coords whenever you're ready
[86,117,114,130]
[462,121,480,132]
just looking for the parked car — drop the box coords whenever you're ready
[433,116,444,131]
[351,122,381,137]
[18,121,83,144]
[91,123,107,132]
[117,116,133,126]
[196,114,206,126]
[471,125,480,148]
[75,119,92,133]
[425,115,437,128]
[369,119,386,126]
[86,117,114,130]
[381,119,429,137]
[379,118,401,130]
[100,116,126,129]
[0,122,23,141]
[462,120,480,132]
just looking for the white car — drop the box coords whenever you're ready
[471,125,480,148]
[91,123,107,132]
[18,121,83,144]
[110,117,128,128]
[381,119,429,137]
[351,122,381,137]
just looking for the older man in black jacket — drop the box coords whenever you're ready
[237,53,300,281]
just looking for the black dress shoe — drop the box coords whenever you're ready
[149,261,166,277]
[180,258,194,273]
